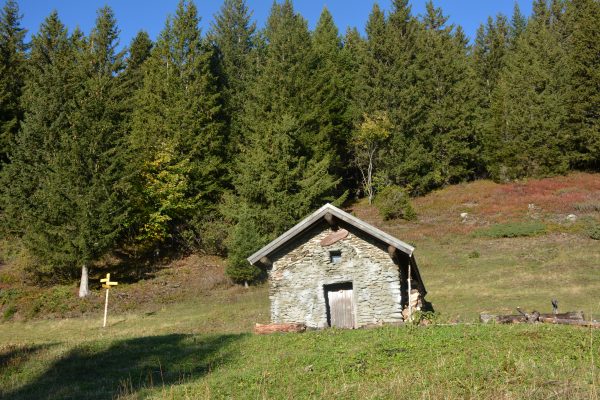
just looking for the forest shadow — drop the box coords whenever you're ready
[2,333,245,400]
[95,246,182,284]
[0,343,58,375]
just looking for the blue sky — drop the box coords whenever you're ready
[18,1,532,47]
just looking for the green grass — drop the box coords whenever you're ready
[418,234,600,322]
[1,174,600,398]
[0,313,598,399]
[0,280,598,399]
[474,221,547,238]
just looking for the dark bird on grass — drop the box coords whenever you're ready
[551,299,558,315]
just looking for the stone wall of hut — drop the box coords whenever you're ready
[268,221,417,328]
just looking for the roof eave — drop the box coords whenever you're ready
[247,203,414,265]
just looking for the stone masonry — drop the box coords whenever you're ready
[268,221,418,328]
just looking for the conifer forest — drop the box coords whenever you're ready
[0,0,598,288]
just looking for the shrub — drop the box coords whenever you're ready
[0,288,23,321]
[375,185,416,221]
[588,222,600,240]
[574,201,600,213]
[225,216,265,284]
[180,215,230,256]
[25,286,73,318]
[468,250,480,259]
[411,310,440,326]
[2,303,16,321]
[475,221,546,238]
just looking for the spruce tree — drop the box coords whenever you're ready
[473,14,509,177]
[509,2,528,45]
[353,4,390,116]
[381,1,479,194]
[69,6,132,296]
[563,0,600,169]
[1,8,131,295]
[122,30,152,95]
[351,1,422,195]
[210,0,256,151]
[1,11,76,239]
[473,15,509,109]
[130,0,226,250]
[487,0,569,180]
[0,0,27,166]
[223,1,341,284]
[308,7,351,181]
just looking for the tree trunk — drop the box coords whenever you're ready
[367,147,375,204]
[79,264,90,298]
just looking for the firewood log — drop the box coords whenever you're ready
[538,317,600,328]
[254,323,306,334]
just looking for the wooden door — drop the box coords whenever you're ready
[326,284,354,328]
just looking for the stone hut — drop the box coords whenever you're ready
[247,204,430,329]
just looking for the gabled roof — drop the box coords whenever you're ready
[247,203,415,265]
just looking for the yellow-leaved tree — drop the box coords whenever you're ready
[353,111,392,204]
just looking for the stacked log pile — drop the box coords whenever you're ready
[480,307,599,328]
[401,289,423,320]
[254,323,307,335]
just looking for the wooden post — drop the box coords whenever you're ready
[103,288,109,328]
[100,273,118,328]
[259,256,272,268]
[324,212,338,231]
[407,262,412,322]
[387,245,397,261]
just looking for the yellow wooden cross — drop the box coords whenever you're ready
[100,273,118,289]
[100,273,118,328]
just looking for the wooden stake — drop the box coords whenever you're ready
[103,288,109,328]
[408,262,412,322]
[100,273,118,328]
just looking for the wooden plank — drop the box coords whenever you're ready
[345,289,355,328]
[329,290,341,327]
[329,288,354,328]
[254,323,306,334]
[319,229,348,247]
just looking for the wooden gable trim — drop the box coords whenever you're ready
[247,203,415,265]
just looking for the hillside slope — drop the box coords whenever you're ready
[0,173,599,399]
[352,172,600,320]
[1,173,599,322]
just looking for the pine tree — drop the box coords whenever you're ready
[380,1,479,194]
[509,2,527,45]
[487,0,569,180]
[122,30,152,95]
[1,8,131,295]
[0,0,27,166]
[130,0,226,250]
[210,0,256,151]
[473,15,509,109]
[1,11,76,239]
[473,14,509,177]
[223,1,341,284]
[563,0,600,169]
[308,7,351,181]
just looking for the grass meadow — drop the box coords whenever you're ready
[1,173,599,399]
